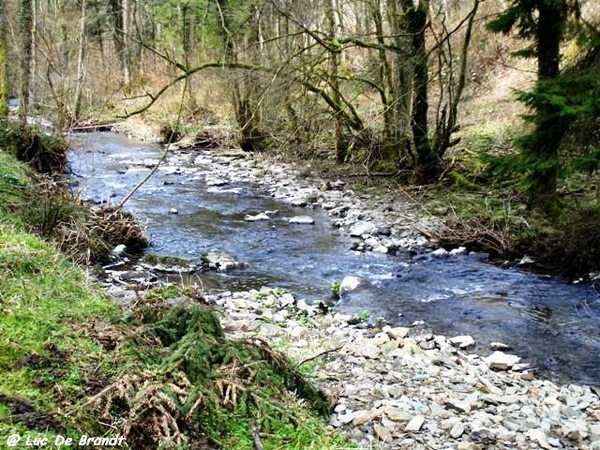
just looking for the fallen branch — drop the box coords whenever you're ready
[295,344,345,369]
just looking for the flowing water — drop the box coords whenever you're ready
[69,132,600,386]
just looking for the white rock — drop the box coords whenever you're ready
[349,221,376,237]
[449,335,476,349]
[288,215,315,224]
[449,246,467,256]
[244,213,270,221]
[432,248,449,258]
[339,275,369,295]
[405,415,425,432]
[383,326,410,339]
[484,351,521,370]
[383,407,412,422]
[450,422,465,438]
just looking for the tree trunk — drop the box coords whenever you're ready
[326,0,346,162]
[74,0,87,121]
[18,0,33,123]
[121,0,131,84]
[217,0,265,152]
[400,0,436,181]
[0,0,9,119]
[525,0,567,209]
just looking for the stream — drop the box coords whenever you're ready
[69,132,600,387]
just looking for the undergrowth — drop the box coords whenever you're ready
[0,135,349,449]
[0,124,147,264]
[423,122,600,277]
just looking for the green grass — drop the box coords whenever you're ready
[0,224,122,441]
[0,146,352,449]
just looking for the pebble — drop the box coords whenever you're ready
[405,415,426,432]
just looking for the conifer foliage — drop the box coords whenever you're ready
[487,0,600,210]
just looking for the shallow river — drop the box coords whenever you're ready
[69,132,600,386]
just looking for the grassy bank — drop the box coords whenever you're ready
[0,132,349,449]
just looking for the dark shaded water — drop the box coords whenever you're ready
[69,133,600,386]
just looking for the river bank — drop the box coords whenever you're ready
[81,126,600,449]
[0,141,350,449]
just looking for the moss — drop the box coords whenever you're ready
[143,253,191,268]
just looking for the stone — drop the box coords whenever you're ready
[338,411,355,425]
[288,215,315,224]
[352,409,379,426]
[376,226,392,236]
[201,251,247,271]
[383,326,410,340]
[484,351,521,370]
[405,415,426,432]
[349,221,376,237]
[449,246,467,256]
[339,275,370,295]
[490,342,512,351]
[432,248,449,258]
[449,335,476,349]
[383,407,412,422]
[245,213,270,221]
[450,422,465,439]
[373,424,393,442]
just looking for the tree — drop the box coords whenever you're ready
[74,0,88,121]
[487,0,569,209]
[400,0,433,181]
[18,0,34,122]
[0,0,9,119]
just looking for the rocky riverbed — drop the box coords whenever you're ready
[213,287,600,450]
[81,134,600,449]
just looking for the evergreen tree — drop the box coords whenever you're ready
[487,0,600,210]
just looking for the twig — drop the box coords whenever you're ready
[295,344,345,369]
[250,421,264,450]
